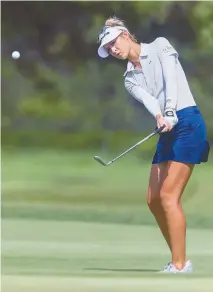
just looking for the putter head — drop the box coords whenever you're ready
[94,156,110,166]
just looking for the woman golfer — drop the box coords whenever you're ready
[97,17,209,273]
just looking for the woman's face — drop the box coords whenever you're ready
[104,32,131,60]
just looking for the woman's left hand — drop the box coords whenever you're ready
[164,109,178,130]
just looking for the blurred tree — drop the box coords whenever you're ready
[191,1,213,51]
[1,1,213,148]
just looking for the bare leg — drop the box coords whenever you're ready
[159,161,194,269]
[147,162,171,250]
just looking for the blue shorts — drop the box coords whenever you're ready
[152,106,210,164]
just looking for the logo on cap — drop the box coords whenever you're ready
[97,26,110,44]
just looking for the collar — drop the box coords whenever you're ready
[140,43,149,57]
[123,43,149,76]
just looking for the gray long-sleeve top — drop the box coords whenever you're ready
[124,37,196,118]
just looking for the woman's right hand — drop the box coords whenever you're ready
[156,114,171,132]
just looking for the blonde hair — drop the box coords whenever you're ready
[104,16,137,43]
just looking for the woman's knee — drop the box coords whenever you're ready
[147,191,161,213]
[147,162,168,213]
[147,189,179,213]
[159,189,179,211]
[159,161,194,208]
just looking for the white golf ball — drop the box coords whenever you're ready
[12,51,20,59]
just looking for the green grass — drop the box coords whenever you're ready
[1,149,213,291]
[2,220,213,292]
[2,149,213,228]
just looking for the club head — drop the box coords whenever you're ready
[94,156,111,166]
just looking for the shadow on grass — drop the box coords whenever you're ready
[85,268,159,272]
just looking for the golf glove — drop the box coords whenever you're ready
[164,109,178,129]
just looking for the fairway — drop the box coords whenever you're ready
[2,150,213,291]
[2,220,213,292]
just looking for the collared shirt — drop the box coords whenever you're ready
[124,37,196,118]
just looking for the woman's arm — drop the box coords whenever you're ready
[156,37,179,112]
[124,80,162,119]
[125,80,172,131]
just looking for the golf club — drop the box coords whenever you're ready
[94,125,165,166]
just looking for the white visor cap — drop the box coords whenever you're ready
[97,26,129,58]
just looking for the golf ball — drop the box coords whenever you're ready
[12,51,20,59]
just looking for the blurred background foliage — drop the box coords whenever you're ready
[1,1,213,154]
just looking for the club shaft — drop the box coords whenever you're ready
[109,131,156,164]
[94,126,165,166]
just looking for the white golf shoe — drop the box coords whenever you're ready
[160,260,193,273]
